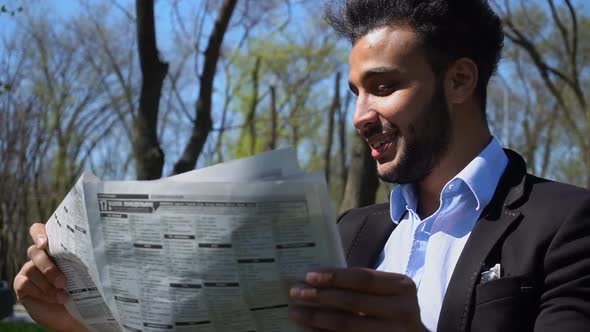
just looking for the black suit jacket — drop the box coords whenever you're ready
[337,150,590,331]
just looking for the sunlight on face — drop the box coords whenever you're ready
[348,26,452,184]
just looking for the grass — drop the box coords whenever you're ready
[0,322,51,331]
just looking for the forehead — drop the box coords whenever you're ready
[348,26,429,81]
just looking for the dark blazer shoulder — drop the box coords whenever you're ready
[337,202,390,224]
[516,174,590,240]
[440,150,590,332]
[462,167,590,332]
[523,174,590,208]
[337,202,394,268]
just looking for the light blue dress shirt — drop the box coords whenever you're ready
[375,137,508,331]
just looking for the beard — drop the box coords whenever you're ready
[377,80,452,184]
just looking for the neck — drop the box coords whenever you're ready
[416,113,491,219]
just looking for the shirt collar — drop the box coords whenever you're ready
[390,137,508,223]
[390,183,415,224]
[453,137,508,211]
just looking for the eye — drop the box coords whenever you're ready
[378,84,391,91]
[373,83,396,96]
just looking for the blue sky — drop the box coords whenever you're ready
[2,0,587,182]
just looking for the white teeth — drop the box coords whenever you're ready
[370,136,392,149]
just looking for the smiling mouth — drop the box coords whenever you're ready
[367,131,398,159]
[370,136,393,149]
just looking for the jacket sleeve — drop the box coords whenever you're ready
[535,195,590,330]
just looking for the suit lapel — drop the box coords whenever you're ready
[338,203,395,268]
[437,150,528,332]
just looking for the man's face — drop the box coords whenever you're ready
[348,25,452,184]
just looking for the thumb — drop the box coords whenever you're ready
[29,223,48,250]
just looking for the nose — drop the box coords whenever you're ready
[352,94,379,138]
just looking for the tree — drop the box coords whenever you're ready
[0,96,47,284]
[339,134,379,214]
[0,4,22,94]
[223,19,344,162]
[492,0,590,187]
[324,72,341,185]
[1,0,375,282]
[134,0,169,180]
[0,8,122,281]
[172,0,238,174]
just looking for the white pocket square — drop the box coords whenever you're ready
[480,263,501,283]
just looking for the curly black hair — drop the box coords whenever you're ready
[325,0,504,115]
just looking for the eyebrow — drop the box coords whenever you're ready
[363,67,402,79]
[348,66,402,92]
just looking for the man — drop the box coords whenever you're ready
[287,0,590,331]
[13,0,590,331]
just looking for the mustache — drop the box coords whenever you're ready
[358,122,397,139]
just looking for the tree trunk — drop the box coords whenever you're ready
[323,72,340,185]
[173,0,238,174]
[134,0,168,180]
[266,85,278,151]
[338,92,352,195]
[242,56,261,154]
[339,134,379,214]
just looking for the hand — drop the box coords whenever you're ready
[13,223,89,332]
[288,267,425,332]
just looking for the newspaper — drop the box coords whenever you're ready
[45,148,346,332]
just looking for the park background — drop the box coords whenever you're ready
[0,0,589,319]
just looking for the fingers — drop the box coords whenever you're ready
[14,260,69,305]
[14,268,55,304]
[305,267,416,295]
[13,272,52,303]
[27,244,67,289]
[289,268,423,331]
[29,223,48,249]
[27,223,67,290]
[19,296,88,332]
[289,306,404,332]
[20,261,55,295]
[290,286,417,320]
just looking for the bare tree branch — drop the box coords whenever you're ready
[133,0,169,179]
[173,0,238,174]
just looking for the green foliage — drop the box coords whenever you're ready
[0,4,23,16]
[0,81,11,95]
[0,322,50,332]
[223,20,346,161]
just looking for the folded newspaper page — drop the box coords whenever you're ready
[45,148,346,332]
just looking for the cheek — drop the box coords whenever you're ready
[395,131,411,152]
[373,89,427,128]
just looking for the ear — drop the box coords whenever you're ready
[444,58,478,105]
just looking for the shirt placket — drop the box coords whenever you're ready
[404,187,458,287]
[405,213,435,288]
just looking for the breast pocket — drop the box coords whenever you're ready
[471,276,538,332]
